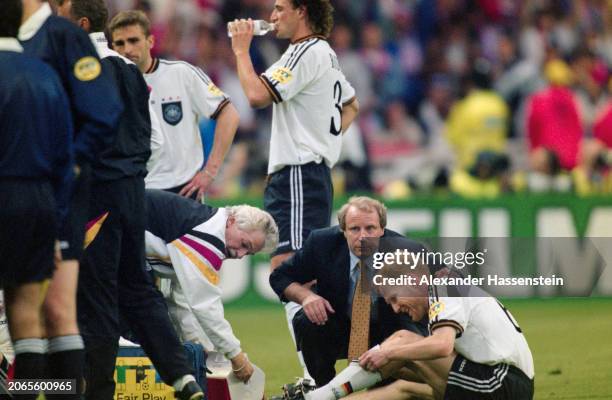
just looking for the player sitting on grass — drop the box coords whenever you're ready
[278,257,535,400]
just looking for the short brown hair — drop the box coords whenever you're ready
[108,10,151,37]
[66,0,109,33]
[291,0,334,37]
[337,196,387,231]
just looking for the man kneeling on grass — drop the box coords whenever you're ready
[295,258,535,400]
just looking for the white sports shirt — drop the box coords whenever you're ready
[260,35,356,174]
[144,58,230,189]
[428,286,535,379]
[145,207,242,359]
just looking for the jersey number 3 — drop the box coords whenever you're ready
[329,80,342,136]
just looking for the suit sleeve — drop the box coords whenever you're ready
[269,231,319,301]
[63,28,123,164]
[49,74,74,229]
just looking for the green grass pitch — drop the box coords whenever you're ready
[226,298,612,399]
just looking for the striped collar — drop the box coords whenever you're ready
[19,2,52,41]
[0,38,23,53]
[145,57,160,74]
[290,33,326,45]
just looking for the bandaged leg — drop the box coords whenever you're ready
[304,359,383,400]
[284,301,313,382]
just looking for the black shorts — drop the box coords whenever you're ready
[445,355,534,400]
[59,164,91,260]
[0,179,57,286]
[264,162,333,256]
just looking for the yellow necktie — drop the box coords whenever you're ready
[348,261,371,360]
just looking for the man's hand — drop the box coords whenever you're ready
[302,293,335,325]
[230,352,254,383]
[229,19,255,57]
[178,170,215,201]
[359,347,390,371]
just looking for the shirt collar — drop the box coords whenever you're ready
[89,31,134,64]
[349,251,360,273]
[18,2,52,41]
[0,38,23,52]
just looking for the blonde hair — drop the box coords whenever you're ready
[337,196,387,231]
[226,205,279,254]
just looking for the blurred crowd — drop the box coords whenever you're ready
[106,0,612,198]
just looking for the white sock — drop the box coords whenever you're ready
[285,302,315,382]
[305,361,382,400]
[172,374,196,391]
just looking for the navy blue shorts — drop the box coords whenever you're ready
[264,162,333,256]
[0,179,56,286]
[445,355,534,400]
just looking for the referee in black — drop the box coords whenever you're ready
[55,1,204,399]
[0,0,73,397]
[19,0,123,394]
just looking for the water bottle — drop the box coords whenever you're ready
[227,20,276,37]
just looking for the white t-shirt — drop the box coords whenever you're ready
[145,58,230,189]
[260,35,356,174]
[428,286,535,379]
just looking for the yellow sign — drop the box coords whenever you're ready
[74,56,101,81]
[114,356,174,400]
[271,67,292,84]
[429,301,445,320]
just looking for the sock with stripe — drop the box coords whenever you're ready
[305,361,382,400]
[13,338,46,400]
[45,335,85,399]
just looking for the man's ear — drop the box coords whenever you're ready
[78,17,91,32]
[226,215,235,227]
[298,5,307,19]
[147,34,155,50]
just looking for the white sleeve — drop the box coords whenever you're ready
[260,47,320,103]
[185,64,230,119]
[428,286,467,335]
[167,243,242,359]
[166,277,215,350]
[147,106,164,170]
[339,71,356,105]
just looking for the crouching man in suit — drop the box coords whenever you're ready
[269,196,428,388]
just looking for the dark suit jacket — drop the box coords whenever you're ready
[269,226,428,341]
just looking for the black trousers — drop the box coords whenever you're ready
[293,307,427,386]
[77,177,192,399]
[292,310,351,386]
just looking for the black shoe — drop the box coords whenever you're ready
[279,378,316,400]
[175,381,204,400]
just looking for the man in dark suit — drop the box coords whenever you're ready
[269,196,427,387]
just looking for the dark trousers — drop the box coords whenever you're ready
[293,307,426,386]
[293,310,351,385]
[77,177,192,399]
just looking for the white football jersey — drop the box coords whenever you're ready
[428,286,535,379]
[144,58,230,189]
[260,35,356,174]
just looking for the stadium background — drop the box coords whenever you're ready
[97,0,612,398]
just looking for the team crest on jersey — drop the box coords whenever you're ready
[271,67,293,84]
[162,101,183,125]
[74,56,101,81]
[429,301,445,320]
[208,83,223,96]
